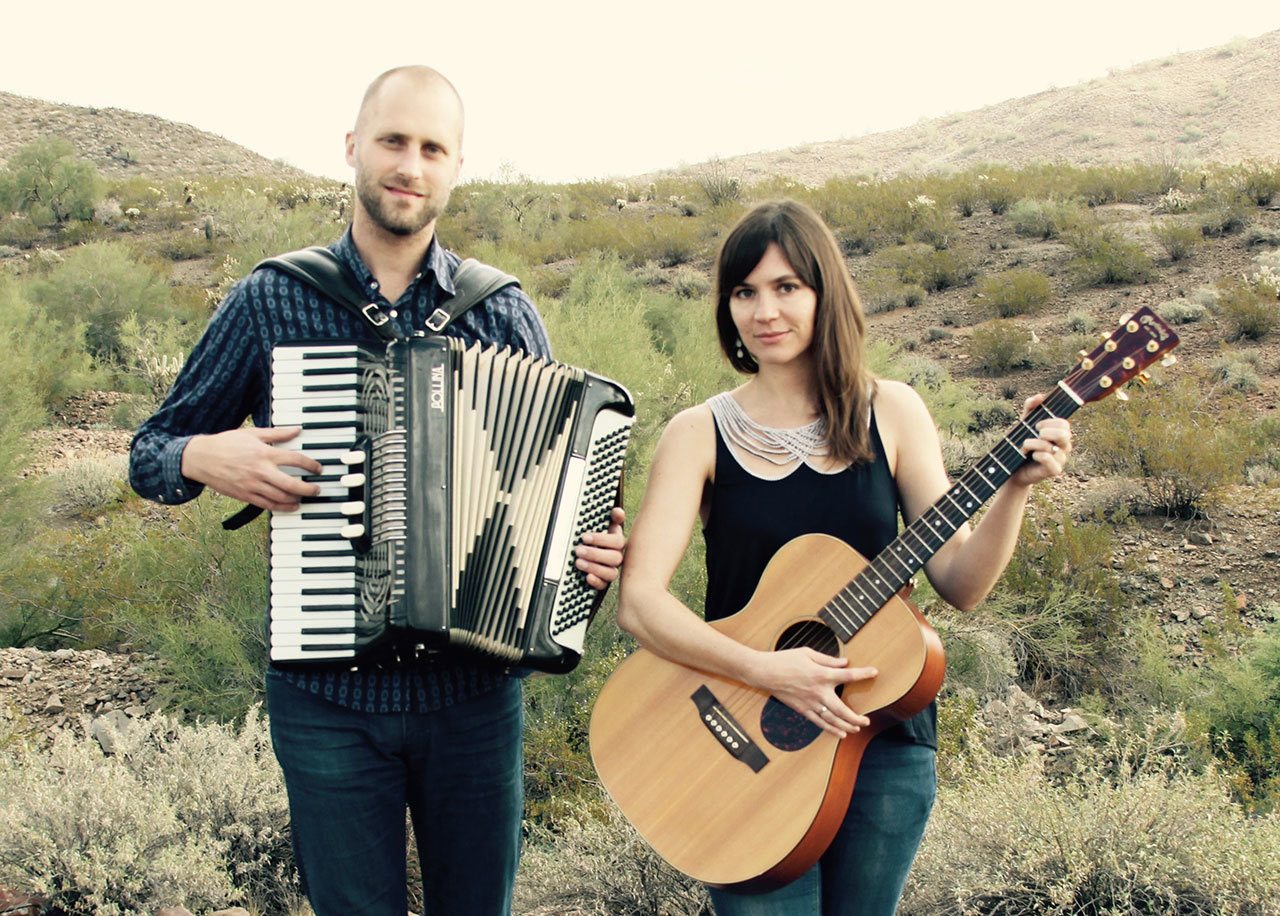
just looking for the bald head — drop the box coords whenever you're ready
[355,66,464,140]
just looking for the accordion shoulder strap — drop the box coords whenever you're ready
[426,258,521,333]
[253,246,399,340]
[253,248,521,340]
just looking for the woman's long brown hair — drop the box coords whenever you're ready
[714,199,875,465]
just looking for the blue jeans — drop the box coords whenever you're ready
[709,740,936,916]
[266,672,524,916]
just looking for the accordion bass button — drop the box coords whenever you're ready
[341,501,365,516]
[341,523,365,540]
[341,451,365,466]
[340,473,366,488]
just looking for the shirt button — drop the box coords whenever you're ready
[390,310,398,318]
[176,488,184,497]
[370,281,380,290]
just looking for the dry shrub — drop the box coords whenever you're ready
[1151,219,1203,262]
[902,733,1280,915]
[966,320,1034,374]
[1081,369,1259,518]
[0,709,300,915]
[1063,223,1154,287]
[977,269,1053,318]
[1217,278,1278,341]
[44,453,129,517]
[515,802,710,916]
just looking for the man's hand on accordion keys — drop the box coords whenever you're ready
[182,426,324,512]
[576,506,627,591]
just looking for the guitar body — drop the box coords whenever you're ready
[589,533,945,890]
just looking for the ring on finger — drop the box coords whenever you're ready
[818,705,828,717]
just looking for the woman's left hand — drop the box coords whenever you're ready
[1009,394,1072,488]
[575,506,627,590]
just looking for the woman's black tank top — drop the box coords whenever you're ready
[703,408,937,748]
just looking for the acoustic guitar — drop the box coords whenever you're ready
[589,307,1179,890]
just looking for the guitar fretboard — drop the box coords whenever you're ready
[818,383,1082,642]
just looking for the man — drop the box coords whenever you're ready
[129,66,625,915]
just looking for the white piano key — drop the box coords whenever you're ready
[269,593,356,609]
[270,572,356,590]
[270,645,357,661]
[271,555,356,572]
[268,634,360,647]
[270,616,357,630]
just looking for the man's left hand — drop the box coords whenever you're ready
[575,506,626,590]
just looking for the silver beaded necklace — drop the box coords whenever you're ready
[707,392,829,466]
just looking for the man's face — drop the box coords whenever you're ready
[346,76,464,239]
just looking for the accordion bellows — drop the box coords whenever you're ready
[267,336,634,672]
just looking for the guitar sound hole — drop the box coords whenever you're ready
[760,620,842,752]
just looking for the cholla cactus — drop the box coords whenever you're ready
[1156,188,1193,213]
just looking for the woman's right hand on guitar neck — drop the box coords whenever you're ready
[744,648,876,739]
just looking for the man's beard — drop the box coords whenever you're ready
[355,170,445,237]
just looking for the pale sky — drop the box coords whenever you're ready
[3,1,1278,185]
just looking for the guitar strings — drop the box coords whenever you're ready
[709,393,1080,719]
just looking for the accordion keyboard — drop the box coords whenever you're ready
[268,344,370,662]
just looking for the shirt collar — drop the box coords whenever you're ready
[332,226,455,298]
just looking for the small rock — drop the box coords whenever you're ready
[1160,577,1175,590]
[1171,644,1187,657]
[211,909,252,916]
[1236,594,1249,611]
[1172,608,1190,622]
[1056,713,1089,734]
[44,695,64,713]
[1192,606,1210,620]
[124,705,146,718]
[156,907,196,916]
[91,710,133,755]
[1187,531,1214,546]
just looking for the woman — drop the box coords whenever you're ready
[615,200,1071,916]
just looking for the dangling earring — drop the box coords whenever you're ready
[735,337,745,359]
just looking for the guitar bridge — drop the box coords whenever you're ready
[691,686,769,773]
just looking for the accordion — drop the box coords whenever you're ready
[267,336,634,672]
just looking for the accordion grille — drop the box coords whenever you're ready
[450,344,581,660]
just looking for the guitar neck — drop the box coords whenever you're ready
[819,383,1083,642]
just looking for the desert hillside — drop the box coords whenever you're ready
[664,30,1280,184]
[0,90,308,183]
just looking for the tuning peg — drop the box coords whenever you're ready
[1161,355,1177,367]
[1115,388,1130,402]
[1136,371,1152,386]
[1118,312,1133,324]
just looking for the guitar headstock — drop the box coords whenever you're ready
[1062,307,1180,404]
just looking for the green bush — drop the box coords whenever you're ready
[0,138,102,225]
[1151,219,1203,262]
[1063,223,1154,286]
[977,269,1053,318]
[967,319,1034,374]
[0,280,98,414]
[876,243,976,292]
[1231,160,1280,206]
[985,509,1128,696]
[25,241,174,361]
[1216,278,1278,340]
[1007,198,1081,239]
[1081,370,1259,517]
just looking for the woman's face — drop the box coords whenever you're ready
[728,242,818,368]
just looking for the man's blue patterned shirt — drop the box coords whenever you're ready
[129,227,552,712]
